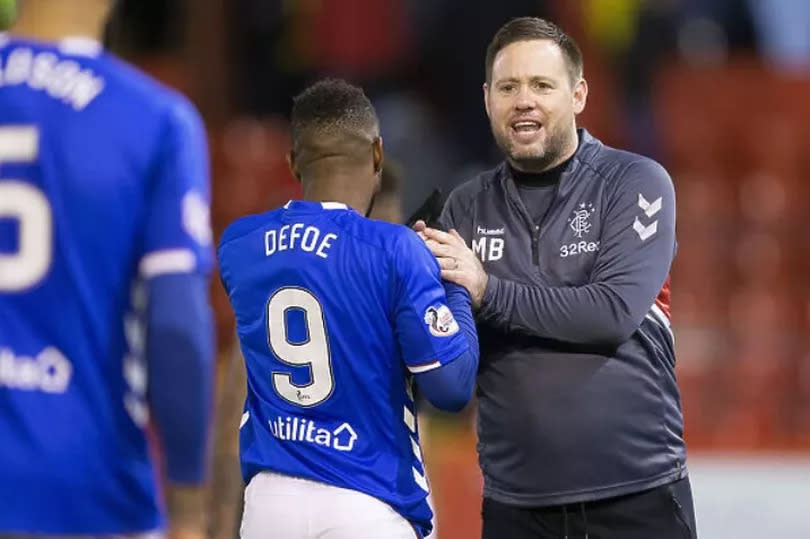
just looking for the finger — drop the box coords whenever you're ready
[436,256,458,270]
[412,220,427,232]
[439,269,468,284]
[425,240,457,258]
[449,229,466,243]
[416,231,428,241]
[422,226,458,245]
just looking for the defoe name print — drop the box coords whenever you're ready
[265,223,338,259]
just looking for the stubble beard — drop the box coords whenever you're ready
[493,122,574,173]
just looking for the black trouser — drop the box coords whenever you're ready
[482,476,697,539]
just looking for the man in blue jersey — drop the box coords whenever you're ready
[0,1,215,538]
[217,79,479,539]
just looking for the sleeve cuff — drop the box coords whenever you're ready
[477,273,500,320]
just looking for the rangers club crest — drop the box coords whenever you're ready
[568,202,594,238]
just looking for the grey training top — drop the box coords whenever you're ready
[439,129,687,507]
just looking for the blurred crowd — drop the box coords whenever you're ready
[10,0,810,451]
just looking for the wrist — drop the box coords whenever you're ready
[472,272,489,310]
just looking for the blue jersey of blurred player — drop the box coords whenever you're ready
[0,2,215,537]
[218,79,479,539]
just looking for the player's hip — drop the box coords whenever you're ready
[482,476,697,539]
[242,470,422,539]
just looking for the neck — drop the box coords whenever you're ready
[12,0,107,42]
[301,173,375,215]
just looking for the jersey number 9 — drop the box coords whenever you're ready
[266,287,335,407]
[0,126,53,292]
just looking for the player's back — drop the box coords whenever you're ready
[0,35,210,534]
[218,201,467,535]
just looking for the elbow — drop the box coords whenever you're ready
[580,289,641,346]
[587,315,639,347]
[429,385,474,413]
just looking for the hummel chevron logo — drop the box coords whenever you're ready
[633,217,658,241]
[638,194,662,217]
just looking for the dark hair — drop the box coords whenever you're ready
[290,78,379,149]
[485,17,583,84]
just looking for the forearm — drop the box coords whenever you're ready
[146,274,215,483]
[477,275,655,346]
[209,341,248,539]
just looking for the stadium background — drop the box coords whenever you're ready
[10,1,810,537]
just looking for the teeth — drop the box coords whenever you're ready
[513,122,539,129]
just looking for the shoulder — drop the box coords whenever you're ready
[218,210,278,252]
[344,215,421,254]
[576,131,672,192]
[445,163,503,211]
[86,50,203,133]
[346,216,434,266]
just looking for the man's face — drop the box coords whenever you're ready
[485,39,586,172]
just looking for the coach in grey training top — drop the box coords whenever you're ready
[416,17,696,539]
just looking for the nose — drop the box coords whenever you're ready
[514,85,535,111]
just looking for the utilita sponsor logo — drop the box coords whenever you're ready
[268,415,358,452]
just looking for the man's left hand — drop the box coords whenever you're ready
[421,226,488,309]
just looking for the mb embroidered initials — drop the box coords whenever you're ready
[633,194,661,241]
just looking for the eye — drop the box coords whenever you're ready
[498,83,517,93]
[533,80,553,91]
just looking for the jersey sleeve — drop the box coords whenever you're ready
[139,98,213,279]
[391,229,469,374]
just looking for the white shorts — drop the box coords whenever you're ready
[241,471,420,539]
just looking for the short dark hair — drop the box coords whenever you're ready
[485,17,583,84]
[290,78,379,151]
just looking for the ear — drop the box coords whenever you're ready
[572,78,588,115]
[483,82,492,119]
[372,136,384,176]
[286,150,301,182]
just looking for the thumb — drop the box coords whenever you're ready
[412,220,427,232]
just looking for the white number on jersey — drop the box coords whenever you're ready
[267,287,334,407]
[0,125,53,292]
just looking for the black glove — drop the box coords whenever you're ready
[405,189,445,230]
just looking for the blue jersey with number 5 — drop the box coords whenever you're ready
[218,200,468,536]
[0,36,212,534]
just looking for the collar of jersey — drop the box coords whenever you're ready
[58,36,103,57]
[283,200,351,212]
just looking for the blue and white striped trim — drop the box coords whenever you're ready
[403,404,429,493]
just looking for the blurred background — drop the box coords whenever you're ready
[9,0,810,537]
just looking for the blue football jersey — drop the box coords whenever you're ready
[218,200,469,537]
[0,35,212,534]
